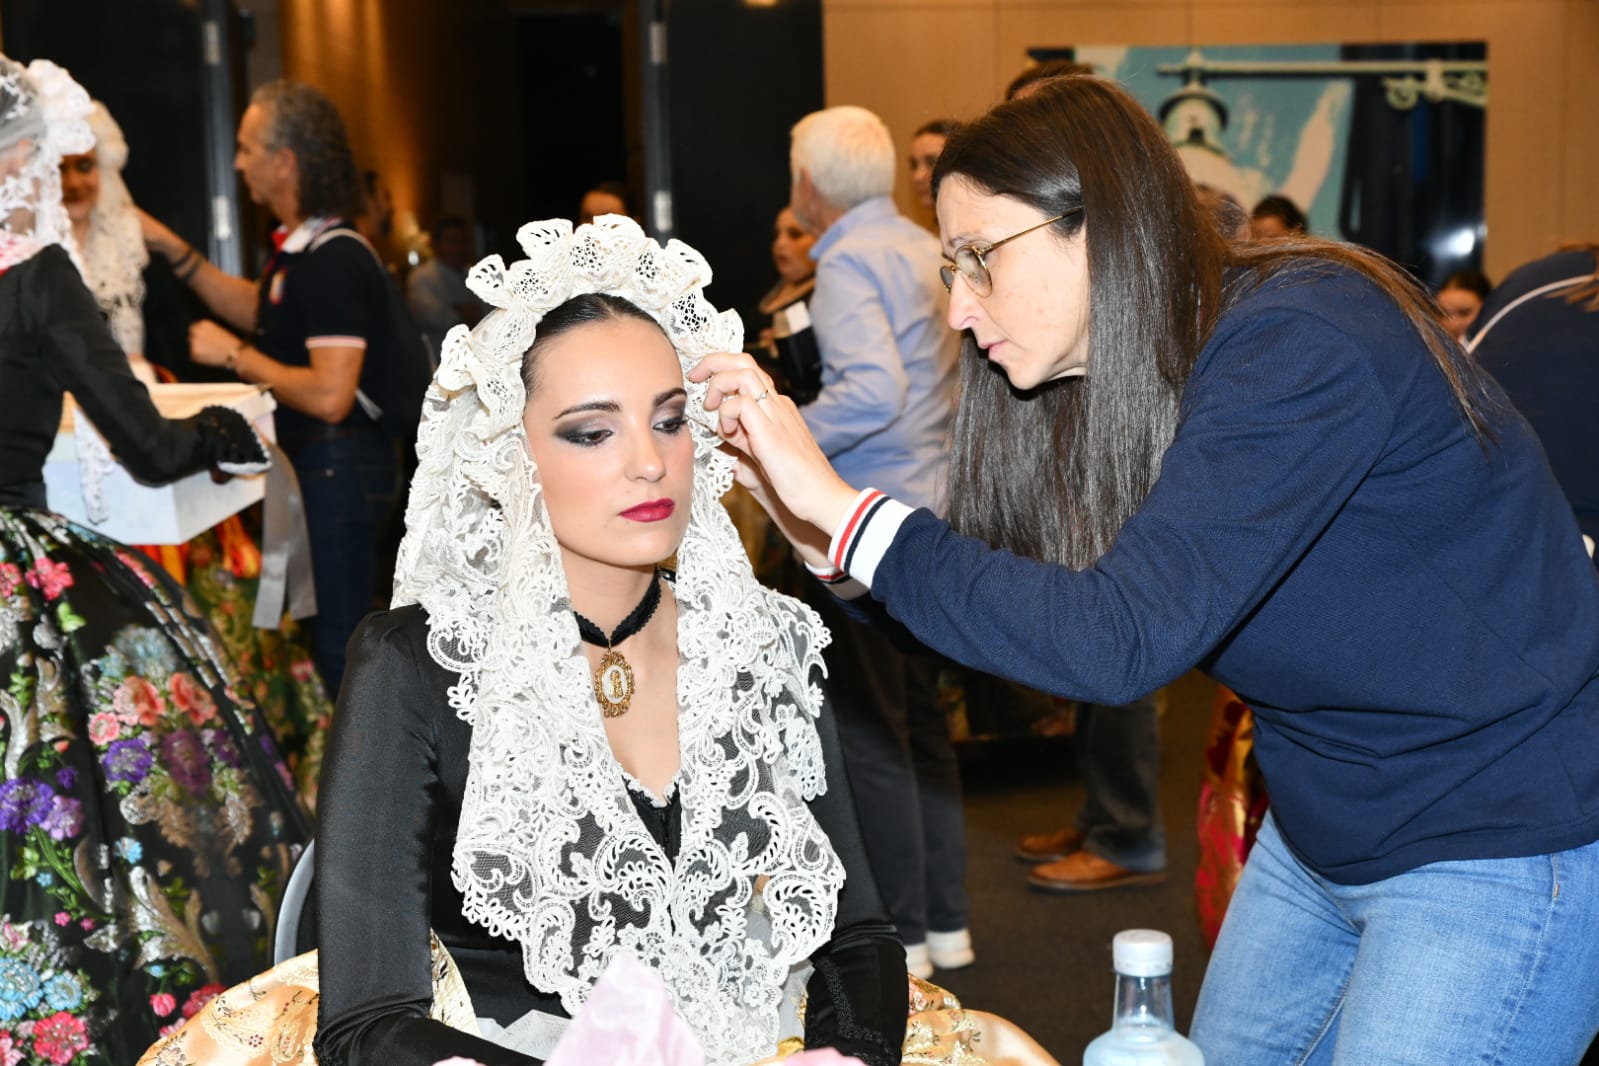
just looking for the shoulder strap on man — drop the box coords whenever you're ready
[305,223,432,440]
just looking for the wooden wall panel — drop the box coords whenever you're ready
[279,0,524,257]
[1559,0,1599,245]
[825,7,1000,215]
[1193,4,1381,41]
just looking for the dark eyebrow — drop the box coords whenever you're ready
[553,387,686,420]
[553,400,619,419]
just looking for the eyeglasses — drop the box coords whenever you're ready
[939,207,1081,297]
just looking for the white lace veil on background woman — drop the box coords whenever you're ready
[0,56,91,272]
[390,215,846,1066]
[73,101,150,357]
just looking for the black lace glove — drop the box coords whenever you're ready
[193,405,272,477]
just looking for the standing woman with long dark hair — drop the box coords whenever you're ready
[693,75,1599,1063]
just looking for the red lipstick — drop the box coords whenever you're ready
[621,499,676,522]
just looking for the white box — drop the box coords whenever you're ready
[45,383,277,545]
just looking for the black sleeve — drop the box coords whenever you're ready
[31,245,240,484]
[800,689,908,1066]
[312,610,540,1066]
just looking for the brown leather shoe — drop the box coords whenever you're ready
[1015,825,1086,863]
[1027,851,1167,893]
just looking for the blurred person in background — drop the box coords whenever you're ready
[357,169,394,244]
[908,119,958,214]
[407,214,486,366]
[1005,57,1095,101]
[59,102,155,383]
[141,80,408,695]
[750,204,820,402]
[578,179,629,225]
[728,205,821,587]
[1437,268,1492,342]
[1195,182,1251,242]
[1250,193,1308,239]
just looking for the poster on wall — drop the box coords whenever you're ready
[1035,43,1486,286]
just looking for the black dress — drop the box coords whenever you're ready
[313,604,909,1066]
[0,244,309,1061]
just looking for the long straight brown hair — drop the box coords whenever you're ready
[932,76,1502,570]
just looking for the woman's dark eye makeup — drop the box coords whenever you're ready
[556,422,609,447]
[556,403,687,447]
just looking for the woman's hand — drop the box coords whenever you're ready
[689,351,860,541]
[722,444,833,571]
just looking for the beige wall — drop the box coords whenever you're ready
[823,0,1599,278]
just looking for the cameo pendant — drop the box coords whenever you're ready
[594,649,635,717]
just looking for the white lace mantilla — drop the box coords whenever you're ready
[75,103,149,357]
[0,59,93,275]
[391,216,843,1066]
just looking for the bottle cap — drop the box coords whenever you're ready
[1112,929,1173,977]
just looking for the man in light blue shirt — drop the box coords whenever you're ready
[788,105,969,980]
[791,108,959,513]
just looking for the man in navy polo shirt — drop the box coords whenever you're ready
[143,81,400,695]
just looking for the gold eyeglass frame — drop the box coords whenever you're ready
[939,206,1082,297]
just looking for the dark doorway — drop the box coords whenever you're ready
[517,10,631,237]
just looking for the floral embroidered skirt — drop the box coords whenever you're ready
[0,506,310,1064]
[139,516,333,810]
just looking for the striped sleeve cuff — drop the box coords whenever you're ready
[826,488,915,591]
[305,335,369,350]
[803,559,868,601]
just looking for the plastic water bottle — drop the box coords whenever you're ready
[1082,929,1205,1065]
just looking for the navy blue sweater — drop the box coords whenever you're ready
[830,265,1599,884]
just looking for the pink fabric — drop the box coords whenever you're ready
[545,951,706,1066]
[430,954,871,1066]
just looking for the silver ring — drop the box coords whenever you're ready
[752,390,770,403]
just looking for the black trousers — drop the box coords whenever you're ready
[1071,697,1166,872]
[809,590,969,943]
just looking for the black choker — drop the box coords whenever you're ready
[573,572,662,717]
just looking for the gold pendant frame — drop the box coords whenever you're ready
[594,649,635,717]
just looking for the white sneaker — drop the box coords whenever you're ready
[927,928,975,970]
[904,942,934,979]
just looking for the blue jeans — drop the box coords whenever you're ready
[1191,814,1599,1065]
[292,432,398,697]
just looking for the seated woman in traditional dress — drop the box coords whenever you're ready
[310,216,909,1066]
[0,56,306,1062]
